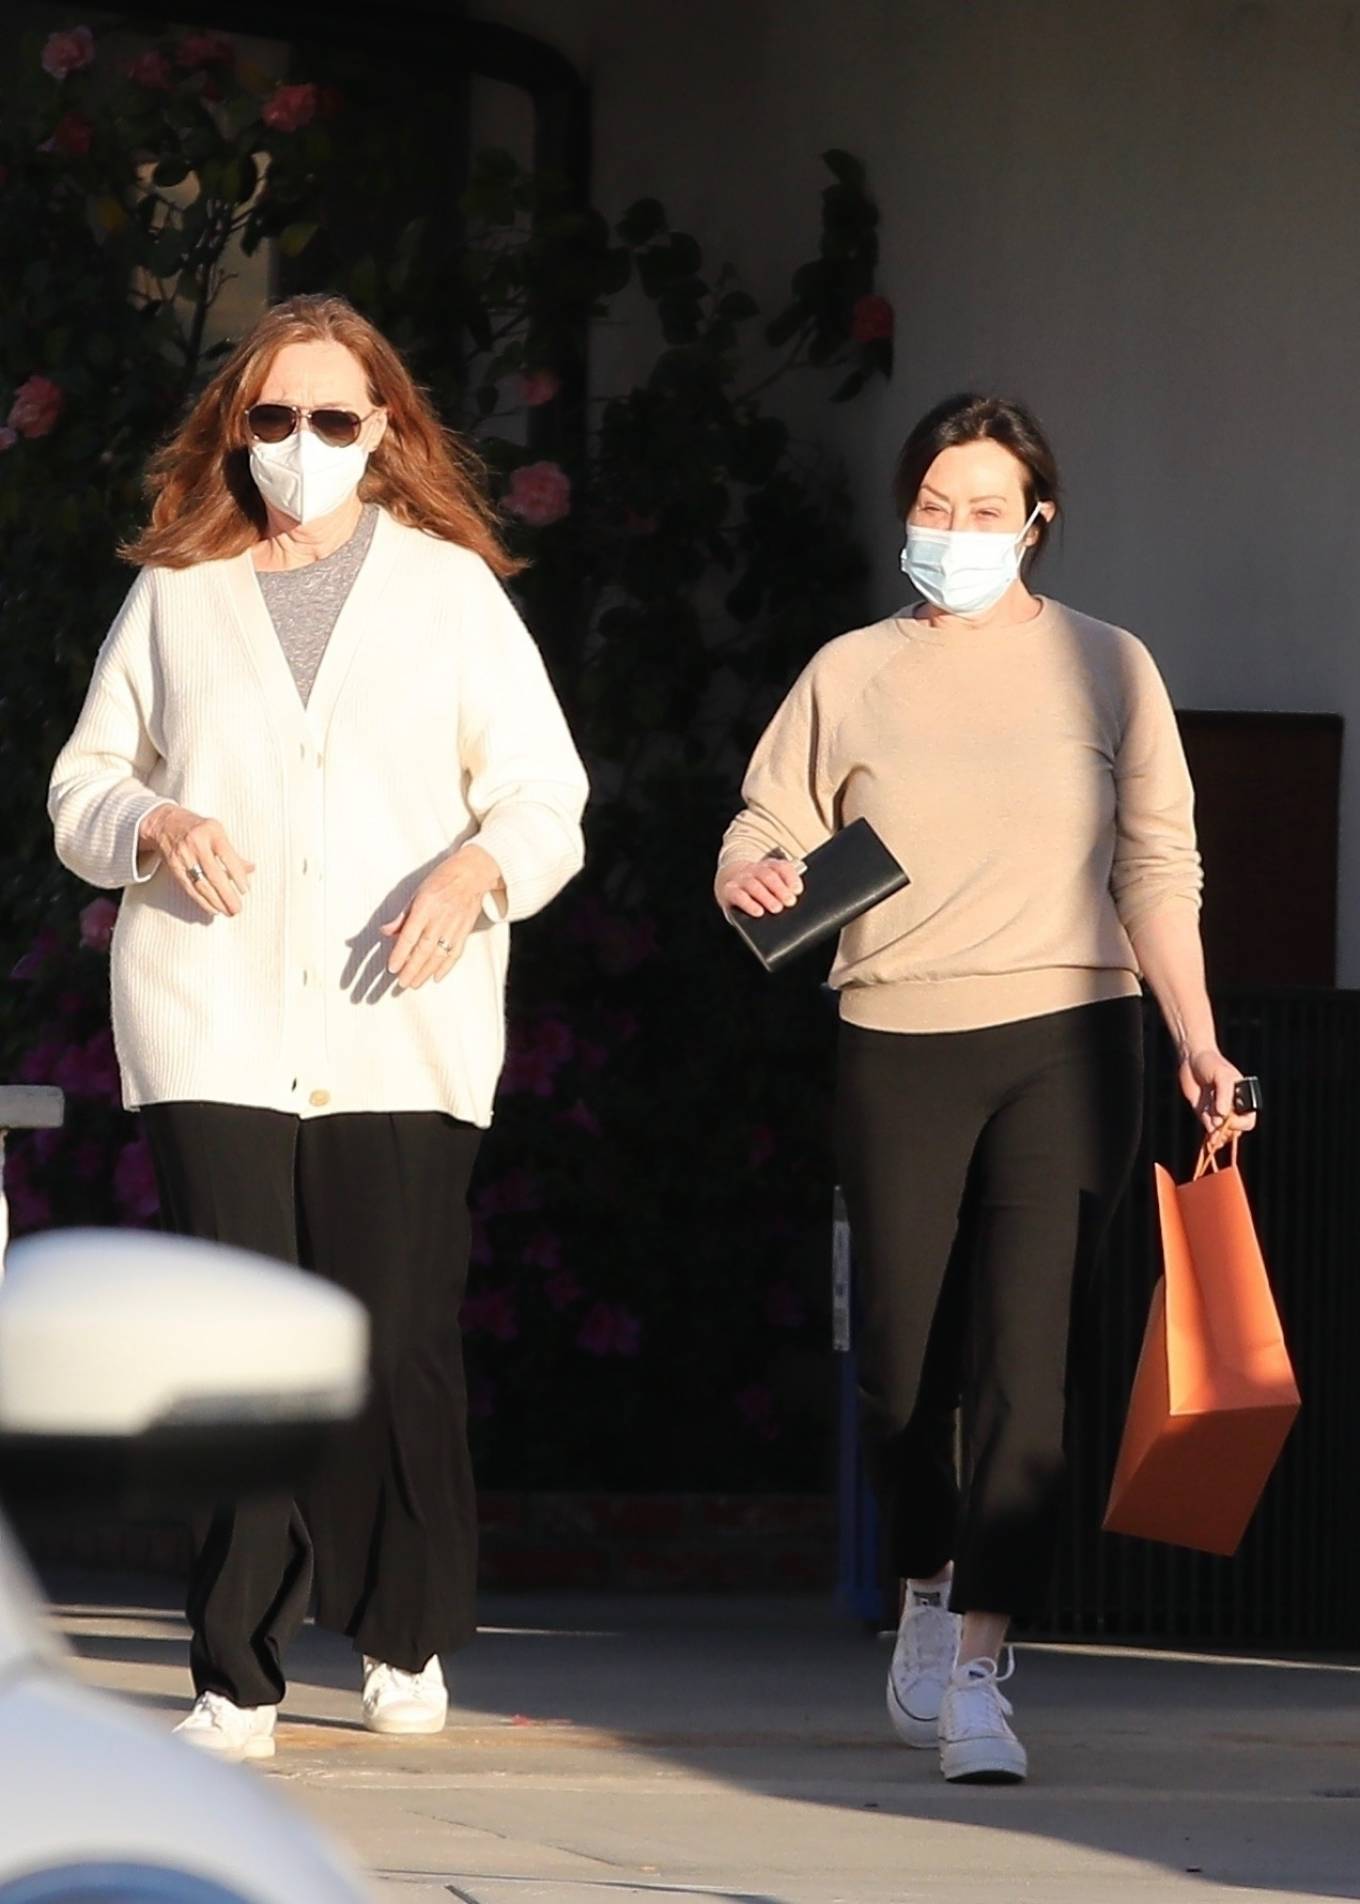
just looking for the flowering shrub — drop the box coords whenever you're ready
[1,19,893,1489]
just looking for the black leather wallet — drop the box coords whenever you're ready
[728,818,910,973]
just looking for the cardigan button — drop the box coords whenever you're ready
[309,1088,331,1108]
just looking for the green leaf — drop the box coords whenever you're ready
[831,367,867,403]
[279,221,319,259]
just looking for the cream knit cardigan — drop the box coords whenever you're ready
[49,509,588,1127]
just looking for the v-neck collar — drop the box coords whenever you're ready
[222,505,400,743]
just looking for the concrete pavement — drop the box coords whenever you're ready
[54,1586,1360,1903]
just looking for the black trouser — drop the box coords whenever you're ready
[834,998,1143,1619]
[141,1101,482,1707]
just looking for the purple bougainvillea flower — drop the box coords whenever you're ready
[11,925,62,980]
[522,1229,562,1271]
[544,1269,582,1312]
[113,1135,159,1220]
[17,1040,64,1085]
[577,1301,641,1357]
[461,1286,519,1342]
[475,1167,543,1218]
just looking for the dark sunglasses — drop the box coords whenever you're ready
[245,403,379,449]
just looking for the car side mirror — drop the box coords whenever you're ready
[0,1229,369,1522]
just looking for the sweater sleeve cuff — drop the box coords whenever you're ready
[126,796,175,885]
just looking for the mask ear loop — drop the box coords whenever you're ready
[1013,499,1043,560]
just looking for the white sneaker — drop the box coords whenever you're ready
[362,1654,448,1735]
[939,1652,1028,1783]
[886,1577,961,1748]
[173,1691,277,1763]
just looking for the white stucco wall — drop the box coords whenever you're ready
[489,0,1360,971]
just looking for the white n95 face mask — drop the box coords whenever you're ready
[249,426,370,525]
[900,501,1042,617]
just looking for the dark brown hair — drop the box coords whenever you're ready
[892,393,1062,563]
[122,294,522,575]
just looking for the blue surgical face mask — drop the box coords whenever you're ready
[900,502,1042,617]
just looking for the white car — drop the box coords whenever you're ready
[0,1086,376,1903]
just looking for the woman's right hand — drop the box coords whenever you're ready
[138,804,255,918]
[717,856,806,918]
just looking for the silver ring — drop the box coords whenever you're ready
[436,938,454,953]
[186,865,204,884]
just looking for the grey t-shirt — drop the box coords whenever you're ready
[256,503,379,706]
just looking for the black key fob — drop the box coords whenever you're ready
[1232,1077,1263,1116]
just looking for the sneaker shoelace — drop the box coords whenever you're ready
[189,1690,240,1727]
[949,1651,1017,1732]
[367,1659,440,1702]
[898,1595,959,1677]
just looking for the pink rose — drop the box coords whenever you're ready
[41,26,95,80]
[544,1269,582,1312]
[505,460,572,528]
[39,113,94,159]
[577,1301,642,1358]
[0,427,17,454]
[176,31,233,68]
[262,83,319,133]
[79,896,118,952]
[10,376,64,438]
[113,1136,160,1220]
[518,370,560,408]
[125,49,173,89]
[462,1286,519,1342]
[850,293,894,345]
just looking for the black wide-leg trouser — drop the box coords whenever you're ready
[141,1101,482,1707]
[834,998,1144,1620]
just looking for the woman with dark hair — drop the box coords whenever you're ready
[716,393,1254,1783]
[49,295,588,1759]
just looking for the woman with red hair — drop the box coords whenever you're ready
[49,295,588,1760]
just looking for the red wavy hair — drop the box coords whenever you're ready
[122,294,522,575]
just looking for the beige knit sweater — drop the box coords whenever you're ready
[719,598,1202,1033]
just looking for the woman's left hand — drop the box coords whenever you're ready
[381,845,504,990]
[1179,1047,1259,1153]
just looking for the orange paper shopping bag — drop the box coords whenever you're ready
[1103,1140,1300,1557]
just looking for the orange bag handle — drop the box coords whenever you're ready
[1193,1134,1241,1180]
